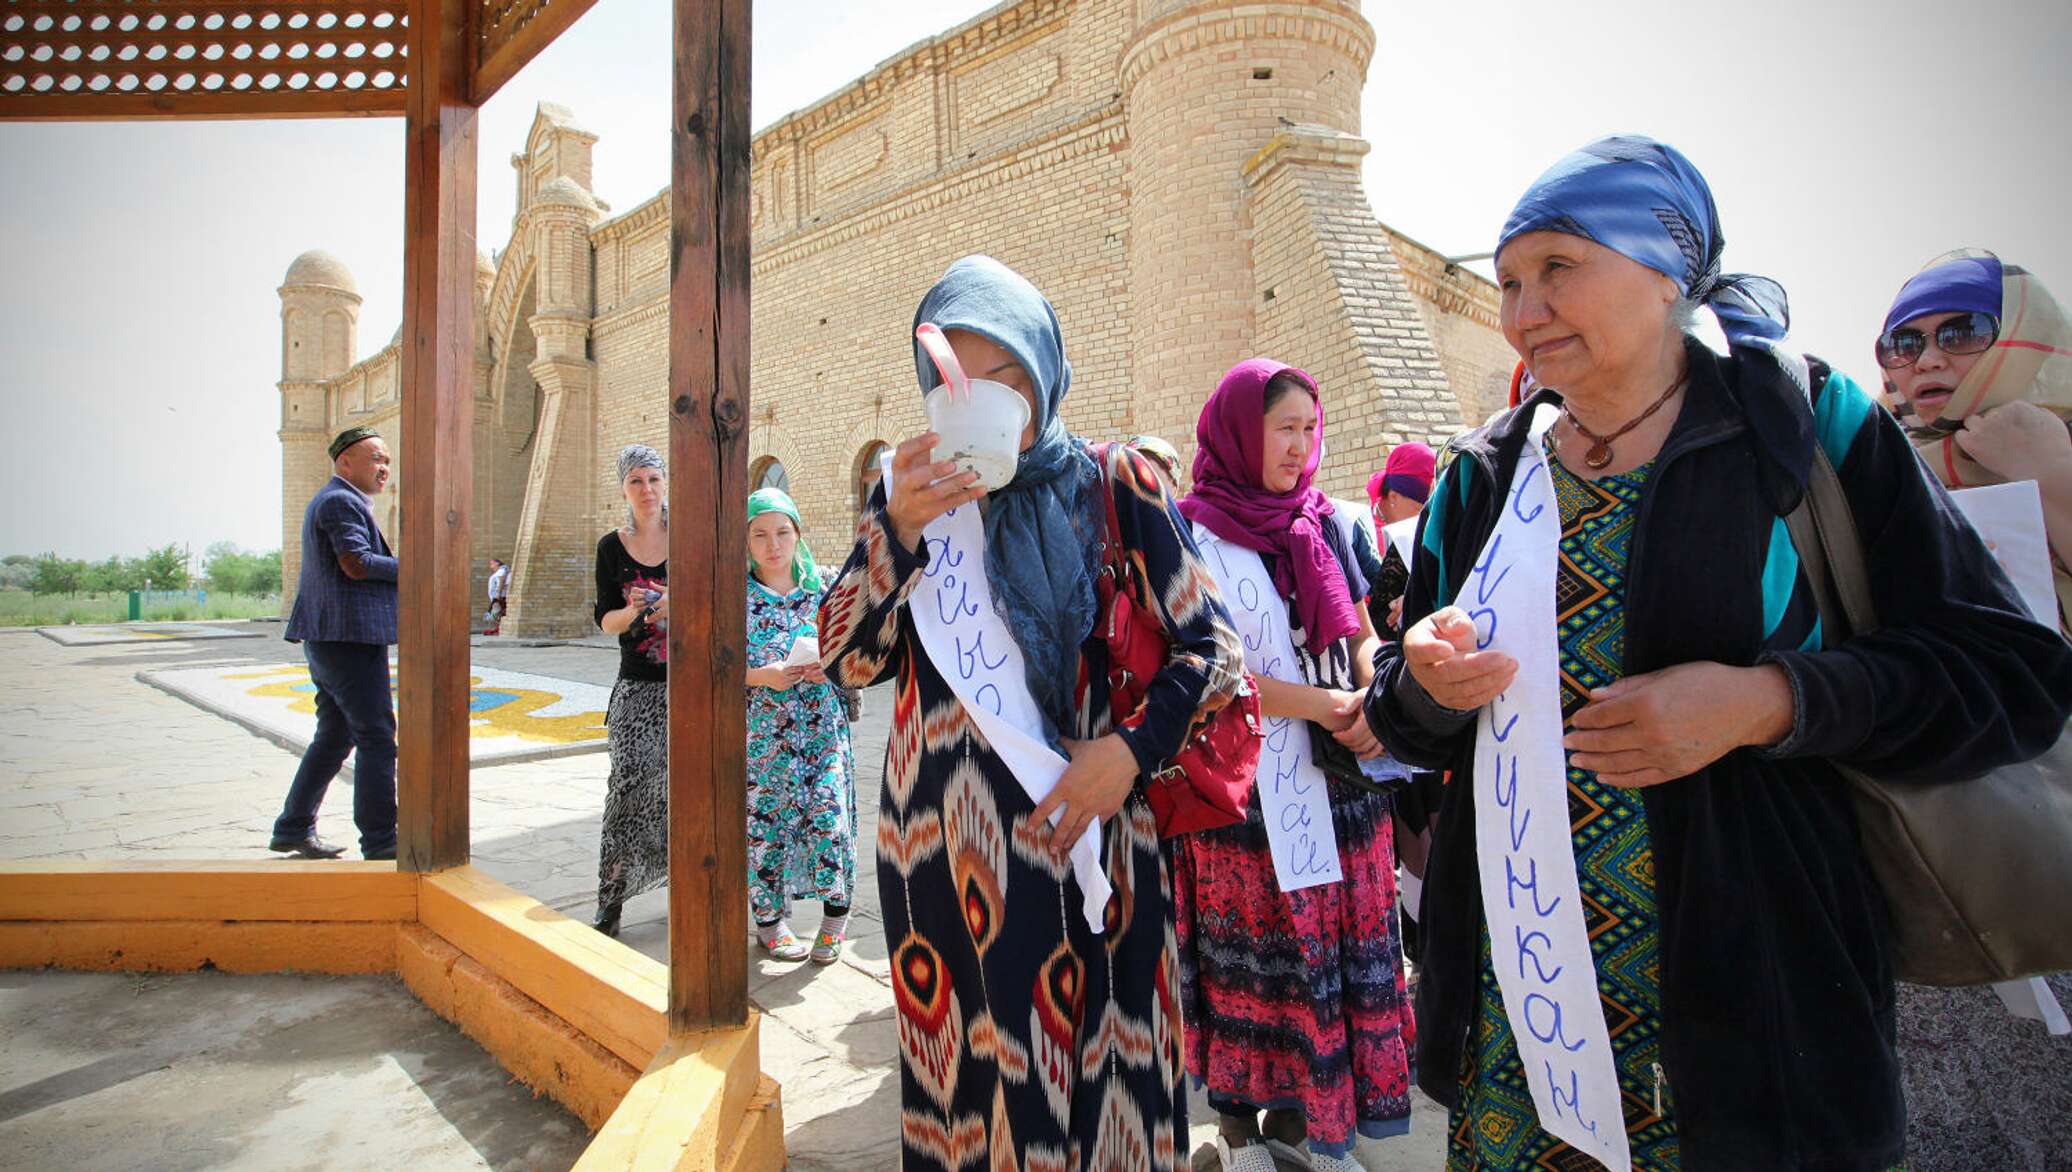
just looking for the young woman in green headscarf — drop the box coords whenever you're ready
[744,487,857,964]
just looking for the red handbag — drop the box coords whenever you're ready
[1090,443,1262,837]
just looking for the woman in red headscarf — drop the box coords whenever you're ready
[1170,358,1415,1172]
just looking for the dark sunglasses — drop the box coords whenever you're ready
[1876,311,1999,370]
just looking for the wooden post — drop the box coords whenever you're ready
[666,0,751,1031]
[396,0,478,873]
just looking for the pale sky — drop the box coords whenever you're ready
[2,0,2066,559]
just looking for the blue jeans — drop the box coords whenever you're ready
[273,640,397,855]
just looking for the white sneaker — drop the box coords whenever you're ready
[1215,1136,1280,1172]
[1306,1149,1365,1172]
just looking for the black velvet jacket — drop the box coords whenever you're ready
[1366,341,2072,1171]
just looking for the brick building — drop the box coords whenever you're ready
[276,0,1513,636]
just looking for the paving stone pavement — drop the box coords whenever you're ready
[0,622,1448,1170]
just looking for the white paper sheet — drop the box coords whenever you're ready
[1383,516,1419,571]
[1950,481,2058,626]
[1994,976,2072,1036]
[907,497,1111,934]
[1193,527,1345,893]
[1467,405,1631,1172]
[780,634,820,669]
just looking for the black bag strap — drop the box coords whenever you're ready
[1784,445,1881,641]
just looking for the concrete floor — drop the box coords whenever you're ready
[0,969,589,1172]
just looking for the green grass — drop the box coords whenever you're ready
[0,589,281,627]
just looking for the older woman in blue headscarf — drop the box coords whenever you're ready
[819,255,1244,1169]
[1363,137,2072,1169]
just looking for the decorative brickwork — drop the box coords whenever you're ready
[280,0,1513,636]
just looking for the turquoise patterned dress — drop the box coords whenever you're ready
[745,574,857,924]
[1447,447,1682,1170]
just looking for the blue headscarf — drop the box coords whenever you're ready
[913,256,1101,748]
[1882,253,2003,334]
[1498,135,1789,348]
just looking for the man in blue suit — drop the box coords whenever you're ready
[271,425,400,861]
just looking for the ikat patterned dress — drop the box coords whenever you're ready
[1448,448,1681,1170]
[819,448,1244,1172]
[745,575,857,924]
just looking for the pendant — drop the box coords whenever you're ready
[1584,440,1613,470]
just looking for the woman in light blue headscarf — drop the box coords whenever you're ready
[1364,136,2072,1170]
[817,256,1245,1169]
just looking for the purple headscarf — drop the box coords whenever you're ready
[1882,253,2003,335]
[1178,358,1360,654]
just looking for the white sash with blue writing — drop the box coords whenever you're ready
[908,500,1113,934]
[1193,526,1345,893]
[1469,405,1631,1171]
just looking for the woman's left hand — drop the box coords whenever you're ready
[1955,400,2072,482]
[798,662,827,685]
[1031,734,1138,860]
[1328,692,1386,758]
[1563,662,1794,788]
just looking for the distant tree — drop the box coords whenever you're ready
[83,555,138,594]
[204,546,282,595]
[0,557,30,591]
[31,554,84,596]
[251,549,282,594]
[136,544,189,591]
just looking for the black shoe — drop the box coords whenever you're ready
[591,901,623,938]
[269,834,347,859]
[362,845,397,861]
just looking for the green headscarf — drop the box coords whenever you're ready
[746,487,822,593]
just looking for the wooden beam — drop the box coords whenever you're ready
[397,0,479,873]
[417,866,669,1069]
[0,861,415,922]
[665,0,752,1033]
[399,923,642,1129]
[0,89,405,123]
[0,920,400,974]
[470,0,600,106]
[570,1018,770,1172]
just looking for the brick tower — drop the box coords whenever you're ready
[277,250,360,615]
[1121,0,1374,450]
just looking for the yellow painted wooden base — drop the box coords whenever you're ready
[0,861,782,1170]
[575,1018,768,1172]
[0,918,401,973]
[399,923,641,1130]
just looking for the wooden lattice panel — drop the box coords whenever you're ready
[470,0,589,103]
[474,0,539,61]
[1,0,412,119]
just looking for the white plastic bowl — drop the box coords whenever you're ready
[925,378,1028,492]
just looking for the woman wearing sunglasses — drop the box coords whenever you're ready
[1875,251,2072,1169]
[1878,250,2072,634]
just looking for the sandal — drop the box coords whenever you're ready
[810,928,844,965]
[1214,1137,1280,1172]
[757,921,810,962]
[811,912,849,965]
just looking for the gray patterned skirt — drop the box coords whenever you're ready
[598,677,668,908]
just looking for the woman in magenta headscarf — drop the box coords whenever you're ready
[1170,358,1414,1172]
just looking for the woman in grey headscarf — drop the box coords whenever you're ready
[818,256,1246,1168]
[587,444,671,937]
